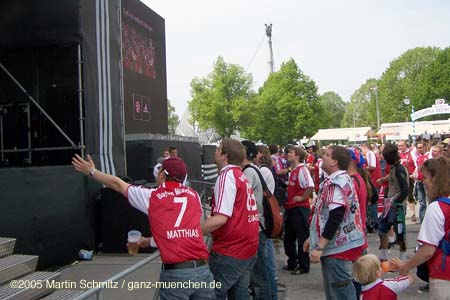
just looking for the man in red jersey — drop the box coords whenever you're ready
[72,155,215,300]
[283,146,314,275]
[397,140,417,222]
[202,138,259,300]
[412,142,428,223]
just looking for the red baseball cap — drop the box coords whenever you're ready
[162,157,187,182]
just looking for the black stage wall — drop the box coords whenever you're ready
[0,166,93,269]
[126,140,202,183]
[0,0,170,268]
[0,0,127,175]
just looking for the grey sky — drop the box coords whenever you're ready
[142,0,450,116]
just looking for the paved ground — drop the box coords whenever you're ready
[59,210,429,300]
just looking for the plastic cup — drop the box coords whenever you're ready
[127,230,141,255]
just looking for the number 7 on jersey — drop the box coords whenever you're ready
[174,197,187,227]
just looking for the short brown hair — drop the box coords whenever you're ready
[353,254,380,284]
[421,157,450,200]
[220,138,246,166]
[257,145,273,167]
[330,145,351,170]
[291,146,307,163]
[268,144,278,155]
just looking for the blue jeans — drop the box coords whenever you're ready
[266,239,278,300]
[367,186,379,232]
[209,251,257,300]
[159,264,215,300]
[416,181,427,223]
[250,231,272,300]
[320,256,356,300]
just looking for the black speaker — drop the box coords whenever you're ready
[100,187,153,253]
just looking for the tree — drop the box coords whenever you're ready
[317,91,347,128]
[167,100,179,135]
[377,47,441,122]
[188,57,254,138]
[341,79,377,128]
[419,47,450,113]
[241,59,320,144]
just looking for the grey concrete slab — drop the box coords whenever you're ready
[58,211,429,300]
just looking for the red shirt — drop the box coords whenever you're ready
[285,164,314,209]
[399,150,415,174]
[368,153,382,188]
[211,165,259,259]
[361,277,410,300]
[415,153,428,181]
[127,182,209,264]
[351,173,367,233]
[306,153,316,165]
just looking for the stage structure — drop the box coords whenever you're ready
[0,0,168,268]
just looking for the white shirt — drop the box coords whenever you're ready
[259,166,275,194]
[366,150,377,168]
[127,185,154,214]
[417,201,446,246]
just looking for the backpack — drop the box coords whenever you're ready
[269,166,287,206]
[244,165,283,238]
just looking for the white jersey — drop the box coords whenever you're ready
[259,166,275,194]
[417,201,446,247]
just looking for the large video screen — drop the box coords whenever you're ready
[122,0,167,134]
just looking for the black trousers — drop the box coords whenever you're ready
[283,206,310,271]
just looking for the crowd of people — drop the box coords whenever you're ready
[71,137,450,300]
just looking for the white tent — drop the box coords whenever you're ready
[377,120,450,140]
[310,127,372,142]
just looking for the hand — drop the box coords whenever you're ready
[389,257,403,271]
[72,154,96,175]
[376,178,383,184]
[310,249,322,263]
[398,261,410,276]
[126,236,150,249]
[303,238,310,253]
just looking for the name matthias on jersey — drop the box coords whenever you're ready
[166,229,200,239]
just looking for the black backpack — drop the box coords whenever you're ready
[271,167,287,207]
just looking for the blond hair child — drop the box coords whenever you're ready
[353,254,414,300]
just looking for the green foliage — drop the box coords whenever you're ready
[377,47,441,122]
[341,79,377,128]
[188,57,254,138]
[318,91,347,128]
[167,100,179,135]
[240,59,320,144]
[343,46,450,127]
[419,47,450,109]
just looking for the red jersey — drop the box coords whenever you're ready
[399,150,415,174]
[361,277,410,300]
[211,165,259,259]
[415,153,428,181]
[306,153,316,165]
[285,164,314,209]
[366,152,382,188]
[351,173,367,233]
[382,164,390,188]
[127,182,209,264]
